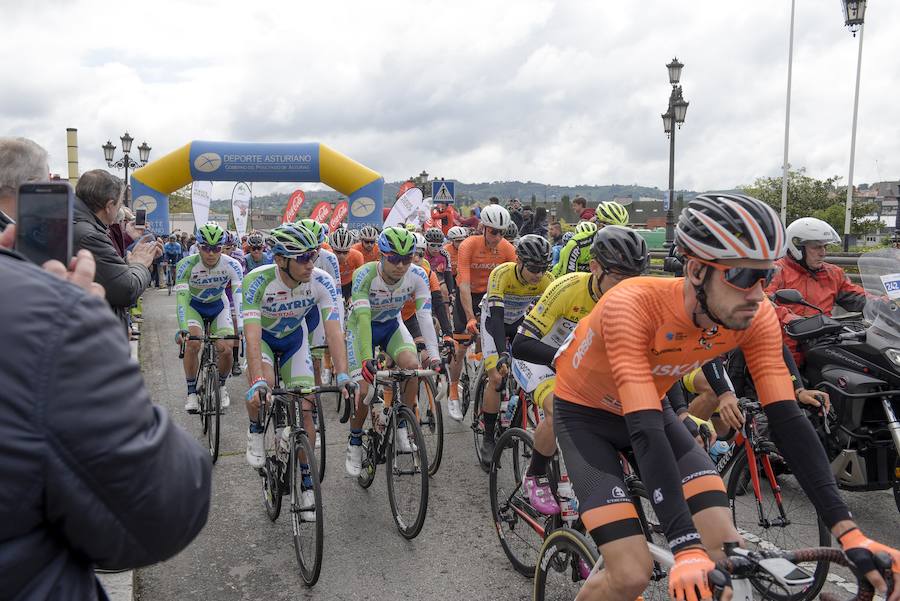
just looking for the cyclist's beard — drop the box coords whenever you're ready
[703,285,759,331]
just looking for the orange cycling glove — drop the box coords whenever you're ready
[839,527,900,590]
[669,548,716,601]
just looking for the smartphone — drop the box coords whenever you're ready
[16,182,74,265]
[134,208,147,226]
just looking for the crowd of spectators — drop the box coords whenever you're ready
[0,136,211,601]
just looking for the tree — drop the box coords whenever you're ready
[559,195,573,222]
[741,167,880,235]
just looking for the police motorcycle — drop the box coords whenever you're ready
[774,248,900,513]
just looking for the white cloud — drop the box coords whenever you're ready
[2,0,898,196]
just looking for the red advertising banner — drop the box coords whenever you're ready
[309,201,332,224]
[396,180,415,199]
[281,189,306,224]
[328,201,348,231]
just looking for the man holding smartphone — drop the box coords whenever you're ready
[73,170,161,335]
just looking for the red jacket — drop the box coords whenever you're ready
[431,205,459,235]
[765,256,868,363]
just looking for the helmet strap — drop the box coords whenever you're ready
[277,256,302,288]
[691,265,727,328]
[794,246,821,273]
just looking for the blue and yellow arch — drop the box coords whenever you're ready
[131,141,384,234]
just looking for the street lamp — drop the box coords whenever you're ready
[840,0,867,250]
[102,132,151,207]
[663,58,689,246]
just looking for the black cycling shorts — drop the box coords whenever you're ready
[452,291,485,335]
[404,314,422,340]
[341,282,352,300]
[553,397,726,548]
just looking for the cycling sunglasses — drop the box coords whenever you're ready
[426,243,443,251]
[334,249,349,255]
[291,250,319,264]
[200,244,223,253]
[250,245,264,251]
[693,257,775,291]
[383,253,413,265]
[361,238,376,245]
[485,227,503,236]
[522,262,549,274]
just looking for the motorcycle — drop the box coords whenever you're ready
[774,248,900,513]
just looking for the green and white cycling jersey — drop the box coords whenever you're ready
[550,229,594,277]
[242,264,340,338]
[316,249,342,300]
[347,261,439,363]
[175,253,244,332]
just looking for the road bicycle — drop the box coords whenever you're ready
[356,367,433,539]
[179,319,238,463]
[256,351,341,587]
[415,347,447,476]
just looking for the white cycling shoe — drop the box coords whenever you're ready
[220,387,230,409]
[246,430,265,469]
[300,489,316,521]
[345,443,363,477]
[185,393,199,413]
[447,399,464,422]
[395,426,418,453]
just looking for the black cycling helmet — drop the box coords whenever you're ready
[589,225,649,275]
[516,234,552,267]
[424,227,445,245]
[503,221,519,242]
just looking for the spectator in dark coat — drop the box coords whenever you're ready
[531,207,549,239]
[0,240,212,601]
[73,169,161,333]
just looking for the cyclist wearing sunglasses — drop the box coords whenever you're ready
[551,193,900,601]
[351,225,381,263]
[298,219,345,374]
[242,231,272,275]
[343,227,441,476]
[444,225,468,283]
[175,222,245,414]
[401,233,455,360]
[476,234,554,460]
[511,226,648,514]
[423,227,454,296]
[447,205,517,421]
[242,223,353,475]
[330,227,365,299]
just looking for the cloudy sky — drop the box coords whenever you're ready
[2,0,898,198]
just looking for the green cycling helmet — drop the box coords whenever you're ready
[595,201,629,226]
[197,222,225,246]
[298,218,327,245]
[575,221,598,235]
[267,223,319,257]
[378,226,416,256]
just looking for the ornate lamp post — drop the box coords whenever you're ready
[662,58,688,246]
[840,0,867,250]
[102,132,151,206]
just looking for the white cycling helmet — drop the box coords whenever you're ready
[329,227,354,251]
[447,226,467,241]
[480,205,511,230]
[785,217,841,260]
[413,232,426,251]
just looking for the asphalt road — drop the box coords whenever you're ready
[134,289,899,601]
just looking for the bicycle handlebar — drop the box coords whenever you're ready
[375,369,437,380]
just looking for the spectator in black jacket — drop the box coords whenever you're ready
[73,169,161,334]
[0,232,212,601]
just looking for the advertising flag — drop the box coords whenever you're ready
[329,201,348,231]
[282,189,306,224]
[190,180,213,230]
[309,201,332,224]
[384,187,425,228]
[231,182,252,236]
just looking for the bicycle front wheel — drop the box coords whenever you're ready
[386,405,429,539]
[533,527,599,601]
[727,448,829,601]
[489,427,548,576]
[313,393,326,483]
[291,431,323,586]
[472,372,488,470]
[417,375,444,476]
[205,364,221,463]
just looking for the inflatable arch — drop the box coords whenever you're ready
[130,141,384,234]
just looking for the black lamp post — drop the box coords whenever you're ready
[102,132,151,207]
[662,58,688,246]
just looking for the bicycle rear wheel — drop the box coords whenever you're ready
[386,405,429,539]
[489,427,548,576]
[205,364,221,463]
[727,448,829,601]
[290,431,323,586]
[533,527,599,601]
[472,373,488,470]
[417,376,444,476]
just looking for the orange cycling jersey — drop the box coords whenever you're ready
[554,277,794,415]
[339,248,365,285]
[352,241,381,263]
[444,242,459,277]
[401,262,440,321]
[456,236,516,294]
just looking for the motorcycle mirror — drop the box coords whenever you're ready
[773,289,825,314]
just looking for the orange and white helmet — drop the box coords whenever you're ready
[675,193,786,261]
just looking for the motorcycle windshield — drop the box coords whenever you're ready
[858,247,900,340]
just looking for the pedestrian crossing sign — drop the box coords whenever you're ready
[432,180,455,203]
